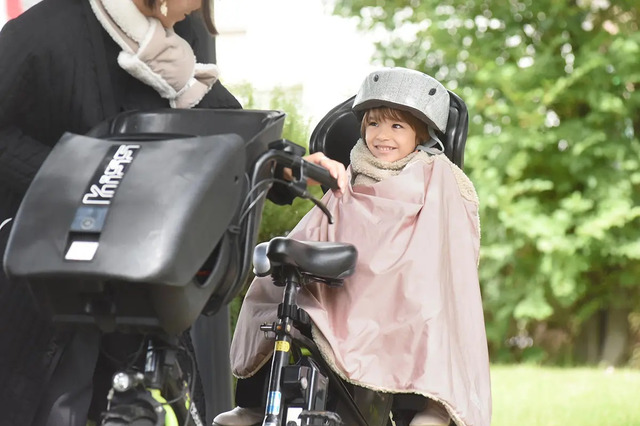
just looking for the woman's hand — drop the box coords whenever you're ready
[282,152,347,197]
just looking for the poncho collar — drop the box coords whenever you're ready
[350,138,428,186]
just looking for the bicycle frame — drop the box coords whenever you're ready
[254,243,397,426]
[102,335,204,426]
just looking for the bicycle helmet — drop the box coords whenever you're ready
[352,67,450,134]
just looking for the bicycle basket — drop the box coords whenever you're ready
[3,109,285,335]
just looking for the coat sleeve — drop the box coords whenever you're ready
[0,20,51,195]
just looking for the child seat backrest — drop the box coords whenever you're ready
[309,91,469,169]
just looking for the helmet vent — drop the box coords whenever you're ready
[429,88,437,95]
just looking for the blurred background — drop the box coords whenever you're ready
[216,1,640,424]
[216,0,640,370]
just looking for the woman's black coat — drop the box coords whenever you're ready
[0,1,241,424]
[0,0,241,225]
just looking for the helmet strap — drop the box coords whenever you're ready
[416,127,445,155]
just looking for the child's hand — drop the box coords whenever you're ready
[303,152,347,197]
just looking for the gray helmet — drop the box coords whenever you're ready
[352,67,450,134]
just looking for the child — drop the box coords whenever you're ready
[215,68,491,426]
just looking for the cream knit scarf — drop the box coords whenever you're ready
[350,138,431,186]
[89,0,219,108]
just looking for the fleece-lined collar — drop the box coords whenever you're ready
[89,0,219,108]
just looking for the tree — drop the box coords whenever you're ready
[229,82,322,241]
[226,82,321,328]
[333,0,640,364]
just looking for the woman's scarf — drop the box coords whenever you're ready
[89,0,219,108]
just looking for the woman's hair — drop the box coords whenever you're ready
[200,0,217,35]
[144,0,218,35]
[360,107,430,145]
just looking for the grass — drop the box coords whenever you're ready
[90,364,640,426]
[491,365,640,426]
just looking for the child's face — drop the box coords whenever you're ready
[364,115,418,162]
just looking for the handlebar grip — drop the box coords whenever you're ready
[303,160,339,191]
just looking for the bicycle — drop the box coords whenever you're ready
[5,86,469,425]
[3,107,342,426]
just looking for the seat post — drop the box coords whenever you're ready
[260,265,301,426]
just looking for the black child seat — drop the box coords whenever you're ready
[3,109,286,335]
[309,92,469,170]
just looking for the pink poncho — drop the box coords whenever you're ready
[230,154,492,426]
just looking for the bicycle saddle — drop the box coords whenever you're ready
[255,237,357,281]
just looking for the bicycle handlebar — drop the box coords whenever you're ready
[219,142,340,307]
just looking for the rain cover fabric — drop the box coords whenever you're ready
[230,153,491,426]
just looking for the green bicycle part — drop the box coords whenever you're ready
[289,347,313,363]
[183,381,192,410]
[149,388,179,426]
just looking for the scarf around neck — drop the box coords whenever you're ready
[350,138,431,186]
[89,0,219,108]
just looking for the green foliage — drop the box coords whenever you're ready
[333,0,640,362]
[229,82,318,242]
[226,83,321,330]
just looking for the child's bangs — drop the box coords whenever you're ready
[367,107,409,124]
[365,107,430,142]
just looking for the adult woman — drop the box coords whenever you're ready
[0,1,345,424]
